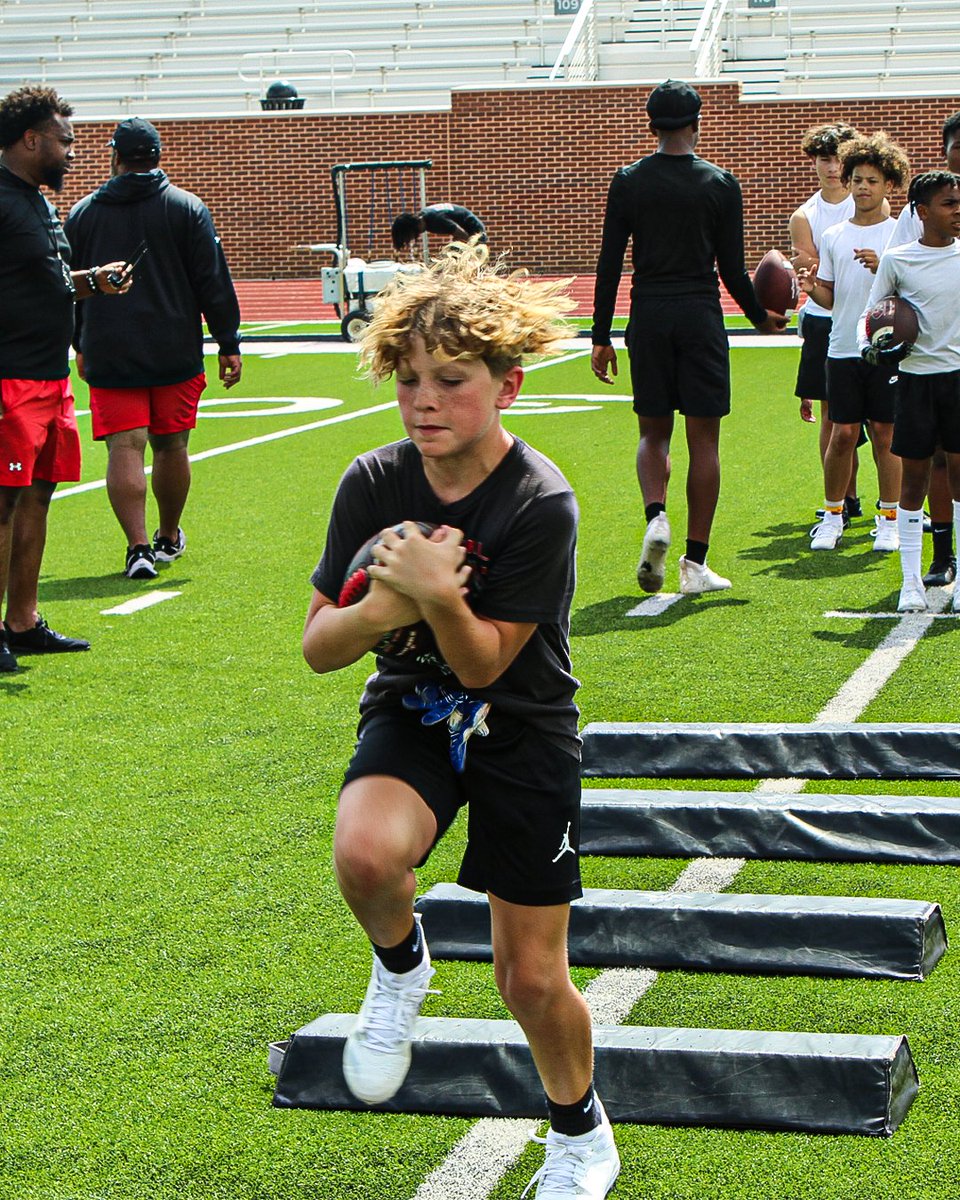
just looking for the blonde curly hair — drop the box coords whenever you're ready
[358,239,575,383]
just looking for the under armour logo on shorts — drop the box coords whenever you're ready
[8,462,22,471]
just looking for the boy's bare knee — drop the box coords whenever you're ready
[495,958,563,1020]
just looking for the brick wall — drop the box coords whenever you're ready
[56,82,960,280]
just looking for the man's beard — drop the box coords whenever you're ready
[41,165,65,192]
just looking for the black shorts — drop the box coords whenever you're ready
[342,704,583,906]
[892,370,960,459]
[626,296,730,419]
[794,311,832,401]
[825,356,898,426]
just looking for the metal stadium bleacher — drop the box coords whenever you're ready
[3,0,956,114]
[0,0,635,116]
[616,0,960,98]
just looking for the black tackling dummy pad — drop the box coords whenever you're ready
[579,788,960,865]
[414,884,946,980]
[270,1014,919,1135]
[580,722,960,780]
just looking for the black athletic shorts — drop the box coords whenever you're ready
[825,356,898,426]
[893,370,960,459]
[342,703,583,906]
[626,296,730,419]
[794,311,832,401]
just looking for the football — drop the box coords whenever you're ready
[753,248,799,316]
[337,521,438,659]
[864,295,920,346]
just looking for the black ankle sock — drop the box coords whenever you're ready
[373,920,424,975]
[685,539,709,566]
[644,502,665,522]
[547,1082,601,1137]
[931,524,954,561]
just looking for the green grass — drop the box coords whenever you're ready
[1,339,957,1198]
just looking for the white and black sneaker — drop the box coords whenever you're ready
[522,1102,621,1198]
[636,512,670,593]
[125,544,157,580]
[153,528,186,562]
[342,918,437,1105]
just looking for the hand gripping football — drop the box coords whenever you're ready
[864,295,920,346]
[753,248,799,316]
[338,521,438,658]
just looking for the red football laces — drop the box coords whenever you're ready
[338,568,369,607]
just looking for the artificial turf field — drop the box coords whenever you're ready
[2,334,959,1199]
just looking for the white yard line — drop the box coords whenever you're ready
[411,584,952,1200]
[52,402,397,501]
[101,591,182,615]
[626,593,683,617]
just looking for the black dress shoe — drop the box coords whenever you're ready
[922,557,957,588]
[0,634,18,673]
[4,616,90,654]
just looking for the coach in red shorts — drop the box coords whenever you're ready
[0,86,130,675]
[66,118,242,582]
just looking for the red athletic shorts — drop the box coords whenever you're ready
[89,372,206,440]
[0,377,81,487]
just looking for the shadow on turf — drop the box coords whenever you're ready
[744,521,889,578]
[572,594,747,637]
[38,573,192,602]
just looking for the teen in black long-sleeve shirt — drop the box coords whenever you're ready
[590,80,784,598]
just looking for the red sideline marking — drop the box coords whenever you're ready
[234,274,789,323]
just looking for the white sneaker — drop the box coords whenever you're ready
[872,515,899,552]
[342,920,437,1105]
[952,583,960,613]
[637,512,670,593]
[678,556,731,595]
[810,518,843,551]
[521,1102,620,1199]
[897,580,928,613]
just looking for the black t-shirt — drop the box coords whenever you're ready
[311,437,580,756]
[591,152,767,344]
[0,165,74,379]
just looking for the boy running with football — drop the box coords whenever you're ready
[303,242,620,1199]
[799,133,909,553]
[858,170,960,613]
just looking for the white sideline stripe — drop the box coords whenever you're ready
[50,402,397,500]
[101,591,181,615]
[825,610,957,619]
[410,580,949,1200]
[626,593,682,617]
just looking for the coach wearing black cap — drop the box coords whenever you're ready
[590,79,786,597]
[65,117,241,581]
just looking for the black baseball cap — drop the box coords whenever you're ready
[646,80,702,130]
[109,117,161,158]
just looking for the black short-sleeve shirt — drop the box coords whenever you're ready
[311,437,581,757]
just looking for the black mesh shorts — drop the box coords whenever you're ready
[893,370,960,459]
[794,311,832,401]
[826,356,898,426]
[626,296,730,418]
[342,704,583,906]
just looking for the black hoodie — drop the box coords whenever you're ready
[65,169,240,388]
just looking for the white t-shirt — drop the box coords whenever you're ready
[859,238,960,374]
[797,190,855,318]
[818,216,898,358]
[888,204,922,248]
